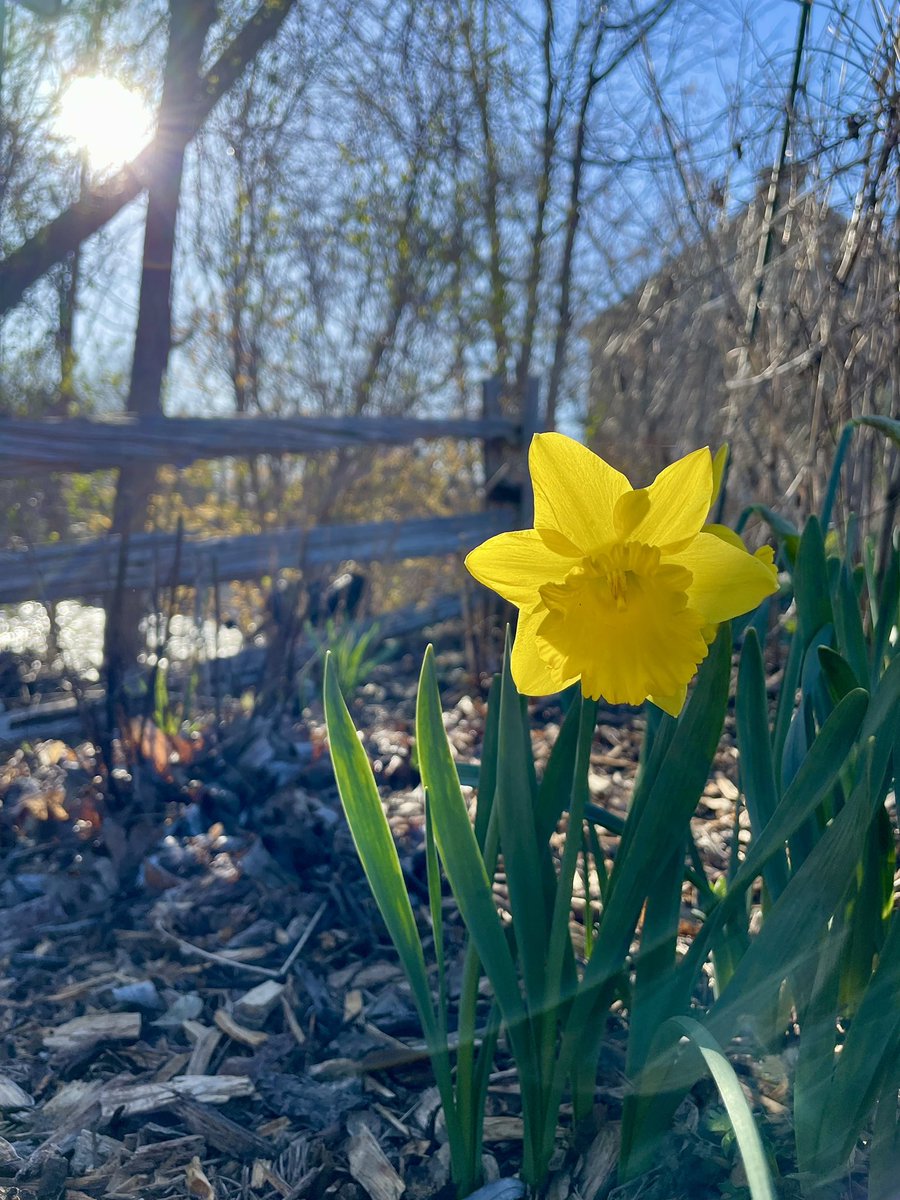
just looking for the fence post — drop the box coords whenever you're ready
[481,375,541,528]
[520,374,540,526]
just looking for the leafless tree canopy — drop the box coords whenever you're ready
[1,0,897,550]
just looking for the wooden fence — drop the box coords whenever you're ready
[0,381,537,610]
[0,413,518,475]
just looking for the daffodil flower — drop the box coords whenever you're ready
[465,434,778,715]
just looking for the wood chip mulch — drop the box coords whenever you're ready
[0,652,858,1200]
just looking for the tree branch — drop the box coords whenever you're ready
[0,0,297,316]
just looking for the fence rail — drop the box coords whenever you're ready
[0,413,520,475]
[0,510,513,606]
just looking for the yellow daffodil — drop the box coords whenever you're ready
[465,434,778,715]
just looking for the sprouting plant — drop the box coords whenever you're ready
[299,617,388,707]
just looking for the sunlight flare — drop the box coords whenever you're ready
[56,75,153,174]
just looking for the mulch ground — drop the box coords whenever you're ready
[0,637,864,1200]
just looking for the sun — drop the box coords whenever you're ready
[56,75,153,175]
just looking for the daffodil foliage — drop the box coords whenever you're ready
[466,434,777,714]
[325,420,900,1200]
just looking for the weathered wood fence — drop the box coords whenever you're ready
[0,381,537,610]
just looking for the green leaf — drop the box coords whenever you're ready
[854,413,900,447]
[494,631,550,1017]
[736,630,788,900]
[679,688,869,997]
[794,517,833,645]
[621,838,687,1170]
[840,911,900,1184]
[456,762,481,788]
[324,655,469,1186]
[324,654,437,1040]
[868,1053,900,1200]
[708,748,881,1048]
[534,686,582,846]
[415,647,526,1032]
[423,790,448,1044]
[772,629,805,782]
[792,906,846,1174]
[872,539,900,674]
[856,649,900,798]
[833,561,870,690]
[736,504,801,563]
[473,673,501,850]
[818,645,861,702]
[552,628,733,1173]
[633,1017,778,1200]
[727,688,867,908]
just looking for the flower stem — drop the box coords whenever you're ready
[534,695,596,1170]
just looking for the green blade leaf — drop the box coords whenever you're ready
[415,646,526,1031]
[795,517,833,645]
[671,1018,778,1200]
[708,753,882,1047]
[871,540,899,673]
[854,413,900,447]
[473,673,501,850]
[818,645,862,702]
[736,629,789,900]
[534,685,582,846]
[323,654,437,1042]
[549,627,733,1166]
[679,688,869,996]
[494,631,551,1017]
[628,1017,777,1200]
[736,503,801,563]
[833,560,870,690]
[423,789,448,1044]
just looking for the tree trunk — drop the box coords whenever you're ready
[104,0,216,689]
[0,0,297,316]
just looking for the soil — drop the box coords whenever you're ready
[0,632,867,1200]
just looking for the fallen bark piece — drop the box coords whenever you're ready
[0,1134,22,1169]
[347,1114,404,1200]
[233,980,284,1029]
[174,1098,271,1159]
[15,1144,68,1200]
[214,1008,268,1048]
[186,1155,216,1200]
[575,1122,619,1200]
[0,1075,34,1110]
[250,1159,292,1197]
[98,1074,255,1119]
[34,1079,106,1132]
[69,1129,124,1175]
[44,1012,141,1052]
[482,1116,525,1142]
[186,1024,223,1075]
[127,1135,206,1171]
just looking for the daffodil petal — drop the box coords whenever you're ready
[465,528,581,608]
[669,531,778,624]
[626,448,713,552]
[648,685,688,717]
[613,488,651,540]
[703,522,747,551]
[530,433,630,552]
[511,606,577,696]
